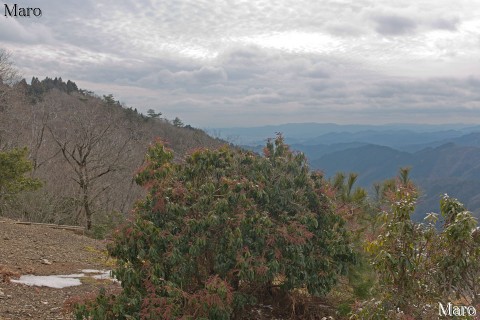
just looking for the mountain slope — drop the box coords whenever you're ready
[311,144,413,185]
[0,78,225,227]
[400,132,480,152]
[311,143,480,219]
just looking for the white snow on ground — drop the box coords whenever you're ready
[11,275,83,288]
[58,274,85,278]
[81,269,108,274]
[11,270,117,289]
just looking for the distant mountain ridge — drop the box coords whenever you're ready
[226,123,480,221]
[302,129,465,147]
[400,132,480,152]
[210,122,477,146]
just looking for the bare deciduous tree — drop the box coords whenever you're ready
[0,49,20,104]
[0,49,21,150]
[48,97,134,229]
[0,49,19,85]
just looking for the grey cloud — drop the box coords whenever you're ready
[325,22,367,37]
[246,87,276,95]
[301,67,330,79]
[137,66,228,88]
[308,80,348,98]
[237,93,285,105]
[371,14,418,36]
[11,38,480,126]
[0,19,55,45]
[173,49,478,124]
[188,66,228,83]
[360,78,480,109]
[73,45,480,125]
[430,17,460,31]
[199,84,243,95]
[2,0,479,127]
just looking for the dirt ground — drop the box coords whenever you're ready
[0,218,119,320]
[0,218,336,320]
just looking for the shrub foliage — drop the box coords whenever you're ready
[355,170,480,319]
[75,135,356,319]
[0,147,41,203]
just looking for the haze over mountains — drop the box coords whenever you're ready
[212,123,480,220]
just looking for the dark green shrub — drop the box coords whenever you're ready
[74,135,355,319]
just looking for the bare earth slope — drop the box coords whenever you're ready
[0,218,118,320]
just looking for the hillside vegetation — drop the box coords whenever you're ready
[0,73,224,231]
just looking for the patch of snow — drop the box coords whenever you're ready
[11,270,118,289]
[81,269,108,274]
[11,275,82,289]
[57,273,85,278]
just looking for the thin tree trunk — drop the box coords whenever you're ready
[81,176,92,230]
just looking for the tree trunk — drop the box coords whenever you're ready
[81,179,92,230]
[85,199,92,230]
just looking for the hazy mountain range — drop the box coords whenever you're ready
[211,123,480,220]
[210,123,480,146]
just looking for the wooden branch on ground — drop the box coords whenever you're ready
[12,221,85,233]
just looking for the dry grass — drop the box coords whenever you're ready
[0,265,20,283]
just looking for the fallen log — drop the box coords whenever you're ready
[13,221,85,233]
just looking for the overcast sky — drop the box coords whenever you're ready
[2,0,480,127]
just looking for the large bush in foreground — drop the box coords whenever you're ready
[75,135,355,319]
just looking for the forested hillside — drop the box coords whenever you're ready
[312,143,480,220]
[0,74,224,230]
